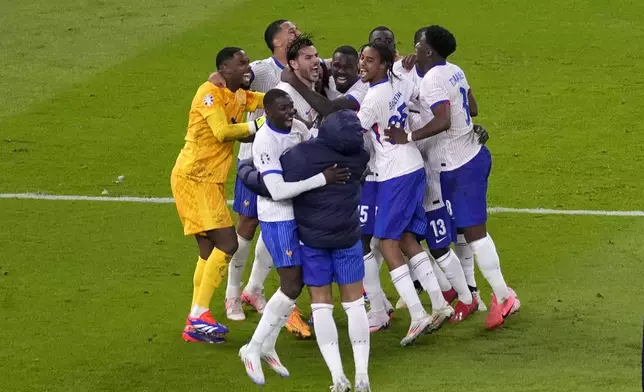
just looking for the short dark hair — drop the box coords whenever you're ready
[286,33,315,67]
[215,47,243,69]
[263,88,290,107]
[333,45,359,60]
[414,27,428,45]
[368,25,394,41]
[264,19,288,52]
[359,41,397,79]
[424,25,457,58]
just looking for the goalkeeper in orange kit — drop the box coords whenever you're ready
[171,47,265,343]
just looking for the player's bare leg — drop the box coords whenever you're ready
[225,214,258,320]
[379,237,432,346]
[399,233,455,331]
[463,223,519,329]
[185,228,237,342]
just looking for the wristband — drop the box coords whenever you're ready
[407,132,414,142]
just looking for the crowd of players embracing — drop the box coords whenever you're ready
[170,19,521,392]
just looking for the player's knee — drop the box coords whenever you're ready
[218,237,239,256]
[281,279,303,300]
[429,246,449,260]
[237,216,259,239]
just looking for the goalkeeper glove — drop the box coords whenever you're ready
[248,116,266,134]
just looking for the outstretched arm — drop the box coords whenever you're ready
[281,68,359,116]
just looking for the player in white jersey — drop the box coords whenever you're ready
[357,42,454,346]
[385,25,520,330]
[224,20,301,322]
[239,89,350,386]
[282,45,368,116]
[392,27,481,323]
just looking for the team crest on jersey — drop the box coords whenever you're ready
[243,200,250,207]
[260,152,270,164]
[203,94,214,107]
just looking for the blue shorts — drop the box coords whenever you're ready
[425,207,455,249]
[440,146,491,229]
[374,169,427,240]
[259,220,301,269]
[359,181,378,236]
[232,162,258,218]
[302,241,364,287]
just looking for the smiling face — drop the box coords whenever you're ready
[359,46,386,84]
[289,45,320,85]
[221,50,251,88]
[265,94,297,129]
[331,52,359,93]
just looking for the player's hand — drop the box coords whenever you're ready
[322,164,351,184]
[280,68,305,88]
[473,123,489,145]
[208,72,226,88]
[249,116,266,134]
[401,53,417,71]
[384,124,409,144]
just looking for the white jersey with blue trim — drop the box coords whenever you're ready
[357,76,423,182]
[395,61,447,211]
[419,61,480,171]
[252,119,311,222]
[238,56,286,160]
[326,77,369,106]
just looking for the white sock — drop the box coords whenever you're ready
[248,288,295,353]
[422,243,452,291]
[408,252,446,311]
[455,234,477,288]
[390,264,425,320]
[261,311,289,353]
[343,297,369,382]
[470,234,510,301]
[189,305,209,318]
[245,233,273,294]
[363,253,386,313]
[225,235,252,299]
[312,303,344,383]
[370,238,384,267]
[436,250,472,304]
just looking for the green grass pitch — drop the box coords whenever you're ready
[1,0,643,391]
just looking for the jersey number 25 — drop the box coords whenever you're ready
[388,103,408,130]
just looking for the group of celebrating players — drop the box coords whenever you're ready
[169,19,521,392]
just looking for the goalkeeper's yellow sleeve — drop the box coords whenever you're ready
[206,108,265,143]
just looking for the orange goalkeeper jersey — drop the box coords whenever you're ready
[172,81,264,183]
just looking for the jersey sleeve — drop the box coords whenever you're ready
[250,60,277,91]
[196,87,252,142]
[245,91,265,111]
[357,96,378,131]
[253,135,284,176]
[346,83,368,107]
[420,73,450,110]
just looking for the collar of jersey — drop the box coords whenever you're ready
[415,66,425,77]
[272,56,285,70]
[370,76,389,87]
[434,61,447,67]
[266,119,290,134]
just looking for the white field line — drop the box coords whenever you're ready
[1,193,643,217]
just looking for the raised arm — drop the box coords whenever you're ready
[280,68,359,116]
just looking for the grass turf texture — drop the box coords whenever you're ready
[1,0,643,391]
